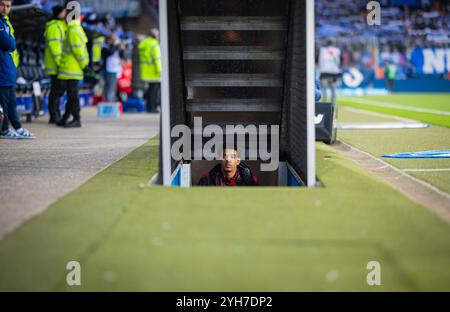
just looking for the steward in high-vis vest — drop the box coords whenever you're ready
[56,14,89,128]
[138,29,161,112]
[139,35,161,82]
[44,5,67,123]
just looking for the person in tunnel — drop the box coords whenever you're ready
[198,148,258,186]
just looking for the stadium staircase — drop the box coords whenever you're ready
[178,0,289,159]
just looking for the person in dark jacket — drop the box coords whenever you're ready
[198,149,258,186]
[315,79,322,102]
[0,0,34,139]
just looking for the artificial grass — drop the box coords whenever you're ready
[338,107,450,193]
[338,94,450,128]
[1,137,450,291]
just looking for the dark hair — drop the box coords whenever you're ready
[51,5,65,19]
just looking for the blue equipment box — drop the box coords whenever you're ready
[122,98,146,113]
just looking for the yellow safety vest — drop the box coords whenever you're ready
[44,19,67,75]
[92,36,105,63]
[139,36,161,82]
[5,16,19,68]
[58,19,89,81]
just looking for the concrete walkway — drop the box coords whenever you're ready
[0,107,159,238]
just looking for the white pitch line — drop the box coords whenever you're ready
[403,168,450,172]
[333,140,450,223]
[337,122,429,130]
[336,140,450,201]
[341,97,450,116]
[342,106,415,122]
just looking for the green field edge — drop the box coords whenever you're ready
[1,137,450,291]
[337,100,450,128]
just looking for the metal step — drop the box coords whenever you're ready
[189,136,277,161]
[183,46,284,60]
[186,99,281,112]
[189,146,266,161]
[191,124,279,135]
[180,16,288,31]
[185,74,282,87]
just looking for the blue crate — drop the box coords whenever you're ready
[97,102,122,119]
[79,91,94,108]
[122,98,146,113]
[42,96,49,113]
[16,96,33,113]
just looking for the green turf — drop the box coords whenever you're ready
[1,137,450,291]
[338,106,450,193]
[338,94,450,127]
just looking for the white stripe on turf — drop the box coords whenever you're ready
[337,122,429,130]
[341,97,450,116]
[341,106,414,122]
[404,168,450,172]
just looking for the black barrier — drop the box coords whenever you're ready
[0,292,440,310]
[168,0,188,175]
[281,0,309,182]
[0,106,3,130]
[315,102,337,145]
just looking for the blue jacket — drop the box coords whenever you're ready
[0,16,17,87]
[315,79,322,102]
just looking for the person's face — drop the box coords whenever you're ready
[108,33,116,44]
[151,30,160,41]
[58,9,67,20]
[221,149,240,174]
[0,1,12,17]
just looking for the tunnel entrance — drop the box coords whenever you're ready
[159,0,316,187]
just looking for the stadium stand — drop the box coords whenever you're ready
[316,0,450,80]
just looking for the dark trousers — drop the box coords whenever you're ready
[54,79,81,122]
[145,83,160,112]
[48,75,63,121]
[387,79,395,92]
[104,72,117,102]
[0,86,21,132]
[320,75,338,105]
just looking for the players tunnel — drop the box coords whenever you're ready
[157,0,317,187]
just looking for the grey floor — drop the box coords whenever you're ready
[0,107,159,238]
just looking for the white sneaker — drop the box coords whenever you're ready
[15,128,36,139]
[0,129,22,139]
